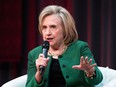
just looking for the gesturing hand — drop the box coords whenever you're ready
[72,56,96,74]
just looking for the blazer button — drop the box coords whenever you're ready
[44,79,47,82]
[59,55,62,58]
[62,64,66,68]
[66,75,69,78]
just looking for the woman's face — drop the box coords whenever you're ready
[41,14,64,48]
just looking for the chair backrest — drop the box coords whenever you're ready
[1,74,27,87]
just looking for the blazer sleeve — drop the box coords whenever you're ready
[80,42,103,85]
[26,50,44,87]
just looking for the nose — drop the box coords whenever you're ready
[46,28,51,35]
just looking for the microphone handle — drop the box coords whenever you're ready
[39,65,45,75]
[39,48,48,75]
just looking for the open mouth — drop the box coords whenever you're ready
[46,38,53,41]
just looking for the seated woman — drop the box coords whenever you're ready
[26,5,103,87]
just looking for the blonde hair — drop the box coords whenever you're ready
[38,5,78,45]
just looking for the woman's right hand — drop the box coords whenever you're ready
[35,54,50,71]
[35,53,50,83]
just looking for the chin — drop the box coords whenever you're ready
[49,42,56,47]
[49,42,53,46]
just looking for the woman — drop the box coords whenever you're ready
[26,5,103,87]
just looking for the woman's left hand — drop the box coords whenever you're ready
[72,56,96,72]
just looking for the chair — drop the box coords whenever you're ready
[1,67,116,87]
[1,74,27,87]
[95,67,116,87]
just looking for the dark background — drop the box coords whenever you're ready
[0,0,116,86]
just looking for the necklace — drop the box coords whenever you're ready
[48,45,67,57]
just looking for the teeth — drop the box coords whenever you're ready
[47,38,53,40]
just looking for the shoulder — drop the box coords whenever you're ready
[28,45,42,58]
[30,46,42,53]
[71,40,88,47]
[67,40,89,53]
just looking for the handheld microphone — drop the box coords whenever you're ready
[39,41,49,75]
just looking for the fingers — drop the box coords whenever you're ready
[72,56,96,71]
[85,56,89,64]
[36,54,50,70]
[83,56,96,71]
[82,56,95,65]
[80,56,84,64]
[88,59,92,65]
[72,65,81,69]
[91,63,96,68]
[80,56,91,65]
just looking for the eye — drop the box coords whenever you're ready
[42,26,47,30]
[50,25,56,29]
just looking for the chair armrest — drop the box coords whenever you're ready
[95,66,116,87]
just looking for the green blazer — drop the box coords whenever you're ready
[26,40,103,87]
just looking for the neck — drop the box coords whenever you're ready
[48,44,67,57]
[50,42,66,51]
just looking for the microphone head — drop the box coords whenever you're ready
[42,41,49,49]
